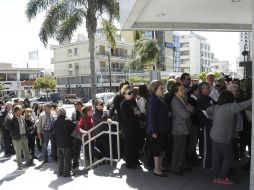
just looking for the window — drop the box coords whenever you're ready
[74,48,78,55]
[69,71,73,76]
[180,43,189,48]
[68,64,72,69]
[0,73,6,81]
[20,74,29,81]
[7,73,17,81]
[180,51,189,56]
[75,63,79,70]
[68,49,72,56]
[29,74,38,80]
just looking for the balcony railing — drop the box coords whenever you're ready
[100,67,125,73]
[96,52,129,58]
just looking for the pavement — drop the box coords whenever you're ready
[0,104,251,190]
[0,149,251,190]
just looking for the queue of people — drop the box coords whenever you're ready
[0,72,252,185]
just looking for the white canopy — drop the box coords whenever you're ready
[120,0,251,31]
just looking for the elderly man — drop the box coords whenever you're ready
[5,105,34,170]
[206,72,217,101]
[53,108,75,177]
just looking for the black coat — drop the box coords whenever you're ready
[120,99,139,133]
[53,116,75,148]
[188,96,199,125]
[197,95,213,127]
[109,92,125,122]
[6,115,29,140]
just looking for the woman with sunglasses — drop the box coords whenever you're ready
[211,78,227,102]
[93,99,109,160]
[120,87,140,169]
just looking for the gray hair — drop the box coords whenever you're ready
[57,108,66,117]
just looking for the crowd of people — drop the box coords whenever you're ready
[0,72,252,185]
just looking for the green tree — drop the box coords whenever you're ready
[0,84,4,91]
[26,0,119,98]
[197,71,221,80]
[132,38,160,70]
[34,76,56,100]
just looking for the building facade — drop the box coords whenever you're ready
[0,63,42,98]
[180,32,212,76]
[210,58,230,74]
[51,34,134,98]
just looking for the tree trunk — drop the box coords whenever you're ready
[86,1,97,98]
[88,30,97,98]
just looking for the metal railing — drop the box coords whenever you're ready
[81,121,120,170]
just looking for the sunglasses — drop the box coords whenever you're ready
[126,91,133,95]
[215,84,220,87]
[98,103,104,106]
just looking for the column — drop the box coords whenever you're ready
[250,1,254,189]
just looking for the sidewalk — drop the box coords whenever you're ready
[0,151,250,190]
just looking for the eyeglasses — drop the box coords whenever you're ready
[98,103,104,106]
[126,91,133,95]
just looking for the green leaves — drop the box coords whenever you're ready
[0,84,4,91]
[33,75,56,91]
[101,19,117,48]
[26,0,119,46]
[197,71,221,80]
[133,38,160,67]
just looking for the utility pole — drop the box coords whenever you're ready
[107,51,112,92]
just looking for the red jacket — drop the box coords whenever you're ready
[78,116,93,131]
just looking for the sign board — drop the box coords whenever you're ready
[21,81,35,86]
[165,42,174,49]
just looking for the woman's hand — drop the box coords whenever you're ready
[152,134,157,139]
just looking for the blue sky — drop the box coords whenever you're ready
[0,0,240,71]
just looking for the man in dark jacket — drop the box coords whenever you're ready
[53,108,75,177]
[5,105,33,170]
[197,82,214,169]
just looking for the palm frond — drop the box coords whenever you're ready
[95,0,119,20]
[56,8,85,43]
[133,38,160,65]
[101,19,117,48]
[133,31,144,42]
[26,0,59,21]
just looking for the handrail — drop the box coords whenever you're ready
[81,121,120,170]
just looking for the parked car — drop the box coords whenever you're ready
[37,92,62,104]
[63,94,82,104]
[87,92,115,107]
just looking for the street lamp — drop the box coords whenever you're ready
[106,51,112,92]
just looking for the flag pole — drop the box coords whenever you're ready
[37,49,40,69]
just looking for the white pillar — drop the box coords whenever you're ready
[250,1,254,189]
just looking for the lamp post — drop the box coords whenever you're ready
[107,51,112,92]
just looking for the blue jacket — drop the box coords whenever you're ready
[147,94,170,134]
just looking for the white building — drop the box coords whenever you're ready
[180,32,212,76]
[0,63,43,98]
[211,58,230,74]
[51,33,134,98]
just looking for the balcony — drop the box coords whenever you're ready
[100,67,125,73]
[96,52,129,59]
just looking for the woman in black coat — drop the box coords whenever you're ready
[120,87,140,169]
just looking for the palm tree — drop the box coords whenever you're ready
[26,0,119,98]
[132,37,160,70]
